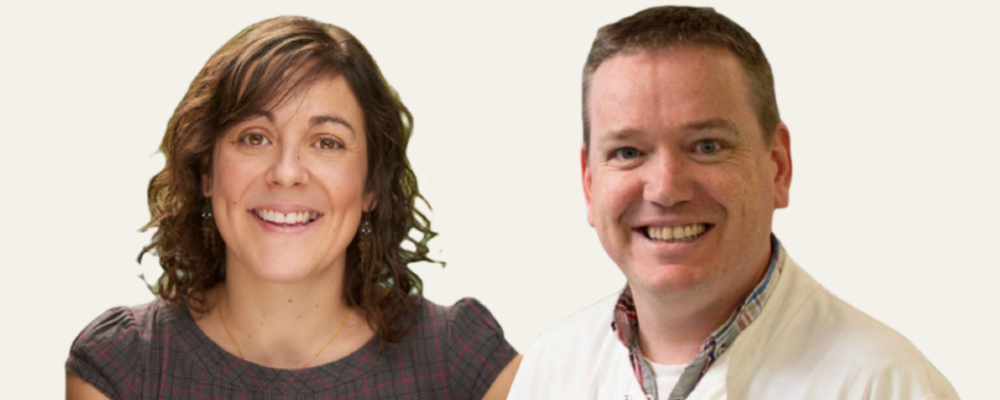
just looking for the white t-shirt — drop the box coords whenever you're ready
[648,353,729,400]
[648,359,687,395]
[508,255,958,400]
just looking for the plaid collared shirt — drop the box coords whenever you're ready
[612,235,786,400]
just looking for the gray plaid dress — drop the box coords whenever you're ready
[67,297,516,400]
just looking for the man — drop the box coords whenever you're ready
[508,6,957,400]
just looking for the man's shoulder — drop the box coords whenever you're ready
[507,291,623,399]
[533,291,619,344]
[776,261,938,362]
[737,258,958,399]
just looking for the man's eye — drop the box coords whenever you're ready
[615,147,640,160]
[695,140,720,154]
[316,138,342,150]
[241,133,268,146]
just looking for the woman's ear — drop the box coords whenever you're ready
[202,172,212,197]
[363,190,377,212]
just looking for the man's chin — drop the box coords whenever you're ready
[622,262,712,295]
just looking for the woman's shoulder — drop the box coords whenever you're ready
[67,300,162,356]
[65,299,178,399]
[422,297,504,332]
[409,296,517,395]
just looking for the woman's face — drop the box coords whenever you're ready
[204,75,372,283]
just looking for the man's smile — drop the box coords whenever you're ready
[640,223,713,242]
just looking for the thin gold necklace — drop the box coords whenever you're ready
[218,300,350,369]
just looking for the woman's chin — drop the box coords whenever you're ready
[242,262,333,285]
[226,246,346,285]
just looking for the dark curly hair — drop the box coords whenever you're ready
[139,16,439,343]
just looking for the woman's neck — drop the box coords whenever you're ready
[196,259,373,369]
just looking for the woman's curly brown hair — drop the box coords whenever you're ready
[139,16,439,343]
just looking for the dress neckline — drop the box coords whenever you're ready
[164,299,383,394]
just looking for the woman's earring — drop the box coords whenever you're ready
[202,198,217,252]
[358,213,372,271]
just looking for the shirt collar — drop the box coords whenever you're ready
[611,234,787,400]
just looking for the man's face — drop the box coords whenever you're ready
[583,46,791,299]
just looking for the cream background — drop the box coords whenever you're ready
[1,1,996,398]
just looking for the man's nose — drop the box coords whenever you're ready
[643,153,694,208]
[267,145,308,188]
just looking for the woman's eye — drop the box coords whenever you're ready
[695,140,721,154]
[241,133,268,146]
[615,147,640,160]
[316,138,342,150]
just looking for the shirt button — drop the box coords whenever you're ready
[646,395,654,400]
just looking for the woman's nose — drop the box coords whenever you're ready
[267,145,308,188]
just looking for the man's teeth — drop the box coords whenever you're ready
[646,224,707,242]
[255,209,318,225]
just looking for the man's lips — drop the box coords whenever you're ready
[637,223,713,242]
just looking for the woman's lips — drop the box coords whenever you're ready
[250,208,322,230]
[253,208,319,225]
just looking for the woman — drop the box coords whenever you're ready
[66,16,520,400]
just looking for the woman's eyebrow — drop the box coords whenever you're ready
[310,115,356,136]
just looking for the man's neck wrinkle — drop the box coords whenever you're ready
[631,242,773,365]
[632,291,738,365]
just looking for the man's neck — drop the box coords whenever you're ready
[632,246,773,365]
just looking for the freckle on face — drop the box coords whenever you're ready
[208,75,368,285]
[585,47,778,296]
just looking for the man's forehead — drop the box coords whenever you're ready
[587,46,755,138]
[590,46,745,99]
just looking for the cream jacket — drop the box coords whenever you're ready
[508,256,959,399]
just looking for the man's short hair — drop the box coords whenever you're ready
[583,6,780,150]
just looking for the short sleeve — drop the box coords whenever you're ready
[444,297,518,400]
[66,307,143,400]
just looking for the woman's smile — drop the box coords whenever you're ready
[250,205,323,233]
[206,74,371,283]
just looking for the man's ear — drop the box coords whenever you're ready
[582,143,595,227]
[770,123,792,209]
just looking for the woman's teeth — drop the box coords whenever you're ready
[646,224,708,242]
[255,209,318,225]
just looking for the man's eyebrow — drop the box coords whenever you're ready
[683,118,740,134]
[310,115,356,136]
[603,128,644,142]
[601,119,739,142]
